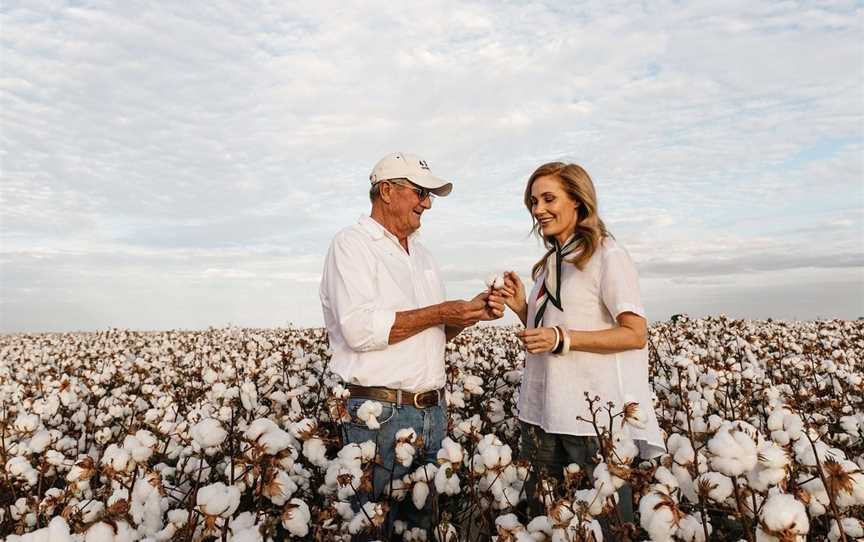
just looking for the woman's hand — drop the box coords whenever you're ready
[488,271,528,325]
[516,327,560,354]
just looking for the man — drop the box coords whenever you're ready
[319,152,502,533]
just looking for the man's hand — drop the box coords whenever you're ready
[440,292,504,328]
[474,291,505,321]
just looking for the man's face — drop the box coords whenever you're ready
[387,179,433,236]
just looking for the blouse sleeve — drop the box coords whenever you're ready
[600,244,646,320]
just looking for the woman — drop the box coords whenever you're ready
[491,162,665,518]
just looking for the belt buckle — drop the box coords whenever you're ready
[413,389,439,409]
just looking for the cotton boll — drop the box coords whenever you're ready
[228,513,263,542]
[434,462,461,495]
[828,518,864,541]
[355,400,383,430]
[84,522,116,542]
[190,418,227,450]
[395,441,416,467]
[708,425,758,476]
[404,527,428,542]
[196,482,241,517]
[7,456,38,486]
[654,465,679,494]
[462,374,484,395]
[131,477,163,536]
[757,493,809,541]
[697,472,733,502]
[527,516,554,538]
[611,431,638,463]
[639,491,681,542]
[676,514,712,542]
[622,399,648,429]
[412,480,430,509]
[485,273,504,289]
[566,517,602,542]
[798,475,830,517]
[348,502,386,534]
[573,488,605,516]
[281,498,311,537]
[13,412,40,433]
[28,430,54,454]
[593,462,625,497]
[245,418,296,455]
[434,522,458,542]
[667,433,696,465]
[302,437,328,467]
[264,469,298,505]
[436,437,464,465]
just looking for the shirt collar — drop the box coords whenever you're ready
[358,215,420,245]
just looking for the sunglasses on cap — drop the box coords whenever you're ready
[383,179,436,200]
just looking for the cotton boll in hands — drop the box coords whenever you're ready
[485,273,505,289]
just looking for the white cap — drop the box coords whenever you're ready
[369,152,453,197]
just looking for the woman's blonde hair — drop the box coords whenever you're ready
[524,162,610,279]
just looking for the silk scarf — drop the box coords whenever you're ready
[533,235,580,328]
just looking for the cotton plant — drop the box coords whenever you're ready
[1,319,863,540]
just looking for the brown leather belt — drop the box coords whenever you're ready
[348,385,443,409]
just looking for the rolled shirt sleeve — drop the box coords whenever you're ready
[324,233,396,351]
[600,243,646,320]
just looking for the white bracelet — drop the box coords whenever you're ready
[555,326,571,356]
[550,326,561,353]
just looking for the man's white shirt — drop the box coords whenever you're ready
[320,215,447,393]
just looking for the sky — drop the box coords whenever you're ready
[1,0,862,333]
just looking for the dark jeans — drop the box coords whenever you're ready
[340,397,447,537]
[520,421,634,522]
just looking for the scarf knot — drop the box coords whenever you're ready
[533,235,580,328]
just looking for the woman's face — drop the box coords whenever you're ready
[530,174,580,244]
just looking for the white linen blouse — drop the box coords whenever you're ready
[517,237,666,458]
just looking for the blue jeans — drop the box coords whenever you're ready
[520,421,634,522]
[340,397,446,536]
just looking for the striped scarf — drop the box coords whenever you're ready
[533,235,580,328]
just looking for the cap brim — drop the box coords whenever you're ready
[406,174,453,197]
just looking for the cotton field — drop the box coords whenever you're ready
[1,317,863,541]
